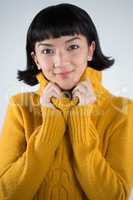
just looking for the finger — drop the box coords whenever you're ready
[41,90,61,104]
[72,90,82,102]
[45,83,62,98]
[81,80,93,91]
[52,82,62,93]
[72,84,86,95]
[42,82,54,96]
[44,82,54,90]
[73,83,95,98]
[72,79,92,94]
[51,88,62,99]
[73,90,86,105]
[73,90,96,105]
[49,91,62,102]
[45,82,62,93]
[40,96,55,109]
[82,81,96,98]
[88,95,97,103]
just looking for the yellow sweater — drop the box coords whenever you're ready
[0,67,133,200]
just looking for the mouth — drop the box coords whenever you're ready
[56,70,74,75]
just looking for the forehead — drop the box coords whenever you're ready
[36,34,87,47]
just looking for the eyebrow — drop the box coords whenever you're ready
[37,36,81,47]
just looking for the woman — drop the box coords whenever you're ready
[0,3,133,200]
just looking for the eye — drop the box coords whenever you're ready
[41,48,55,55]
[67,44,80,51]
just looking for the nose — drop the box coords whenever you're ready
[54,50,69,69]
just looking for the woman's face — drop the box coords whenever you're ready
[32,34,95,90]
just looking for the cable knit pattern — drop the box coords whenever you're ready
[0,67,133,200]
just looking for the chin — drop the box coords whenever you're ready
[57,83,76,91]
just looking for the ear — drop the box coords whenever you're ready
[31,52,41,70]
[88,41,95,61]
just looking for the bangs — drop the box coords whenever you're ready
[35,22,83,41]
[29,4,87,46]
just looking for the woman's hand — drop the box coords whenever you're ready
[72,80,97,106]
[40,82,63,109]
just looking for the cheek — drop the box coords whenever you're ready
[41,68,55,83]
[39,56,53,68]
[72,51,88,65]
[41,66,53,78]
[39,59,53,72]
[41,63,55,80]
[72,58,88,71]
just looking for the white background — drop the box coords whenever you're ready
[0,1,133,199]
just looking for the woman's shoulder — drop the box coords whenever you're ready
[95,95,133,126]
[95,95,133,138]
[110,95,133,115]
[102,95,133,128]
[8,91,40,108]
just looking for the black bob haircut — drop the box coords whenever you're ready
[17,3,115,86]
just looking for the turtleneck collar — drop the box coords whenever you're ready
[35,66,111,110]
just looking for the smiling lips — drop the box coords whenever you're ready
[59,71,71,74]
[56,71,73,78]
[58,70,73,74]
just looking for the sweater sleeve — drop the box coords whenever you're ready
[67,101,133,200]
[0,96,66,200]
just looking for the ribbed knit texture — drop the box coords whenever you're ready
[0,67,133,200]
